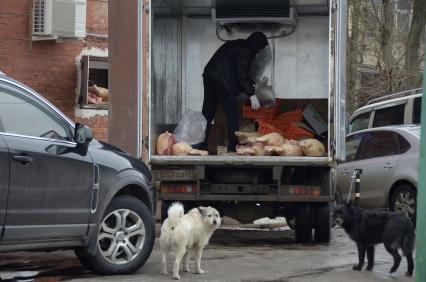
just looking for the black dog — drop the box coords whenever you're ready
[333,201,415,276]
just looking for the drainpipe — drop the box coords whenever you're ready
[415,46,426,282]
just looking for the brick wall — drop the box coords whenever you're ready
[0,0,109,142]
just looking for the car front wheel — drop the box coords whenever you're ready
[75,196,155,275]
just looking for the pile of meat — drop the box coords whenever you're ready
[88,84,108,104]
[235,131,326,157]
[156,131,209,156]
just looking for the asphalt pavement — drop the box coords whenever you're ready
[0,227,415,282]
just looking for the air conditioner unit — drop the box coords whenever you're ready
[33,0,86,39]
[212,0,296,25]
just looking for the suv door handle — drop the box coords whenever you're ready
[13,155,33,166]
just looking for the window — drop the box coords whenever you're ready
[350,112,370,133]
[359,131,397,160]
[372,104,405,127]
[413,97,422,124]
[397,133,411,154]
[0,84,71,140]
[80,56,109,109]
[345,134,362,162]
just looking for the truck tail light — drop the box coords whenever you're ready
[161,183,198,194]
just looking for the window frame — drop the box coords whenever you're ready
[0,81,74,143]
[344,133,364,163]
[357,131,399,161]
[349,111,372,133]
[412,97,422,124]
[372,102,406,128]
[80,55,109,110]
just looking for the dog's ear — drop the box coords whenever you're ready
[198,207,207,216]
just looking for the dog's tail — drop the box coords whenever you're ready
[402,229,415,257]
[167,202,184,230]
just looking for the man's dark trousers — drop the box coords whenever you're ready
[202,77,239,152]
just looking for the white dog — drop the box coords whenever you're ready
[159,202,221,280]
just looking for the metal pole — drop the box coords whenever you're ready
[415,47,426,282]
[354,169,362,206]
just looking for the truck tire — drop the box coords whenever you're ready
[314,203,331,242]
[295,203,312,243]
[75,196,155,275]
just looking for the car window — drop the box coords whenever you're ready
[0,84,71,141]
[345,134,363,162]
[359,131,397,160]
[350,112,370,133]
[413,97,422,124]
[372,104,405,127]
[397,133,411,154]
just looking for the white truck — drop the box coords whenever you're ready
[109,0,347,243]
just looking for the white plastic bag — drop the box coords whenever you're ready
[173,111,207,145]
[255,76,275,108]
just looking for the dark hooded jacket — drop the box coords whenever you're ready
[203,32,268,98]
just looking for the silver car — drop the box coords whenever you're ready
[336,125,419,223]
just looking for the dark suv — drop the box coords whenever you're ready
[0,74,156,275]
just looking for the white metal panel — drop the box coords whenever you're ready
[182,17,329,112]
[33,0,53,36]
[152,17,182,124]
[273,17,329,99]
[52,0,86,38]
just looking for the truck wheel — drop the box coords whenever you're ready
[295,203,312,243]
[314,203,331,242]
[75,196,155,275]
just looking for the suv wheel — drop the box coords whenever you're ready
[390,184,416,225]
[75,196,155,275]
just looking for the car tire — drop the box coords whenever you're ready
[295,203,312,243]
[390,184,417,226]
[314,203,331,243]
[285,216,295,230]
[75,196,155,275]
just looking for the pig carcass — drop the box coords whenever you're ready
[172,142,209,156]
[236,143,271,156]
[264,140,303,156]
[255,132,285,147]
[156,131,176,155]
[235,131,261,145]
[298,138,326,157]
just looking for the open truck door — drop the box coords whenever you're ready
[108,1,144,158]
[331,0,347,162]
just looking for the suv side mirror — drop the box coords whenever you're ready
[74,123,93,155]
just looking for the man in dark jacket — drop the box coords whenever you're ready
[201,31,269,152]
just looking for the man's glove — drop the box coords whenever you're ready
[250,95,261,110]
